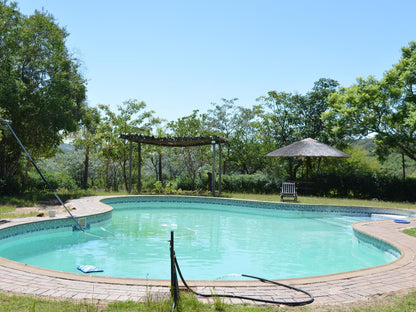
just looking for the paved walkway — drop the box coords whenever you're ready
[0,196,416,307]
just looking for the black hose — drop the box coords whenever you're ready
[173,252,314,306]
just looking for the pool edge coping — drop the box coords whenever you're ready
[0,195,415,288]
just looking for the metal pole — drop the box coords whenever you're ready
[170,231,179,305]
[0,119,84,231]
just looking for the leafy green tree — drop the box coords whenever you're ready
[0,2,87,187]
[305,78,340,142]
[327,41,416,163]
[226,105,267,174]
[167,110,212,189]
[258,91,301,146]
[332,145,381,175]
[258,78,340,179]
[70,107,101,189]
[206,98,238,174]
[37,148,83,190]
[98,100,160,191]
[207,99,271,175]
[207,98,238,138]
[257,91,305,178]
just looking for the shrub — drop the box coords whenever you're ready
[26,170,79,191]
[0,177,21,195]
[175,174,194,190]
[222,174,281,194]
[311,172,416,202]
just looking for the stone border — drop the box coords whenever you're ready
[0,195,415,305]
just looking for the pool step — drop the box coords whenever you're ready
[371,213,407,221]
[314,217,357,229]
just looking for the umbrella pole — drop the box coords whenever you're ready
[305,157,310,181]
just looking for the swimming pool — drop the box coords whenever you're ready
[0,196,406,281]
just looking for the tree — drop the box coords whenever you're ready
[71,107,101,189]
[98,100,160,191]
[0,2,87,188]
[257,91,306,178]
[304,78,340,142]
[327,41,416,164]
[258,78,340,179]
[226,105,267,174]
[167,110,212,189]
[207,98,238,139]
[206,98,238,174]
[146,127,167,183]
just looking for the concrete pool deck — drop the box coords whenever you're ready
[0,195,416,306]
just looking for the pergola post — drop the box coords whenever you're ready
[138,142,142,193]
[158,151,162,182]
[211,140,216,197]
[128,141,132,193]
[218,143,222,195]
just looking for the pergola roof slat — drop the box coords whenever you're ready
[119,134,227,147]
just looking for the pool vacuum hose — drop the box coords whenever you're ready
[0,118,84,232]
[169,230,314,310]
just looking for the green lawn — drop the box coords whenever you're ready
[1,290,416,312]
[224,192,416,210]
[1,191,416,311]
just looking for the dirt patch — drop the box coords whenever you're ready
[8,204,67,216]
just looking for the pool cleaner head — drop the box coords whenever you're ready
[0,117,12,124]
[0,117,12,130]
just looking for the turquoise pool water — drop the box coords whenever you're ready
[0,199,400,280]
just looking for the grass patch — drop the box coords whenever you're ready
[0,292,99,312]
[2,291,416,312]
[0,211,39,219]
[0,190,97,219]
[0,205,39,219]
[0,190,97,208]
[224,193,416,210]
[403,228,416,237]
[0,206,17,214]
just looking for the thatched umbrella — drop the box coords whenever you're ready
[266,138,350,180]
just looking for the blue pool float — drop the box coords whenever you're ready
[394,219,411,224]
[77,265,103,273]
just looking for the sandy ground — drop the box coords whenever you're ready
[6,204,67,217]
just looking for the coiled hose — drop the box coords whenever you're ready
[172,250,314,309]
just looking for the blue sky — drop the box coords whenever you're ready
[17,0,416,122]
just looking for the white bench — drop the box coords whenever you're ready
[280,182,297,201]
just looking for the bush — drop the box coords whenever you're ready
[377,176,416,202]
[0,177,22,195]
[26,170,78,191]
[311,172,416,202]
[175,174,194,190]
[311,172,379,198]
[222,173,281,194]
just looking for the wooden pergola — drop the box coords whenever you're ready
[119,134,228,196]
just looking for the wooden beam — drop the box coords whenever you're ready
[138,143,142,193]
[128,141,132,193]
[119,134,227,147]
[212,142,216,197]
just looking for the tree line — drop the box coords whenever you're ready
[1,2,416,200]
